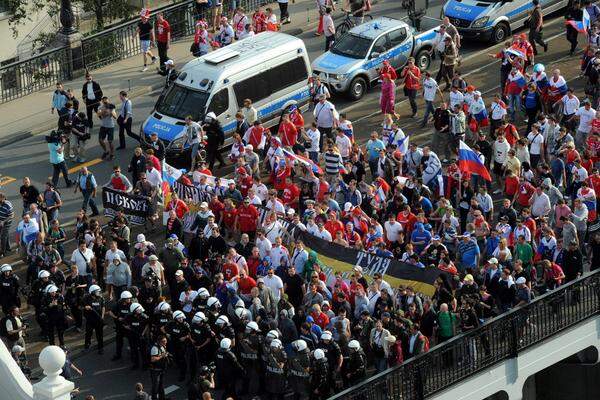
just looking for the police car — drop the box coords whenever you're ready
[311,16,439,100]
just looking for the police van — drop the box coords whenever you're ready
[442,0,570,43]
[140,32,312,164]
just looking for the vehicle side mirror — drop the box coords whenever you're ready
[370,52,380,59]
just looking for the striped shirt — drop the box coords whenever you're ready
[0,200,14,223]
[324,151,342,175]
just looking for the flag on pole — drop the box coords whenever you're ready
[396,135,410,156]
[458,140,492,181]
[566,9,590,33]
[282,149,323,174]
[505,48,526,59]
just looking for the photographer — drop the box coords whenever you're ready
[58,101,76,159]
[149,335,169,400]
[187,365,215,400]
[47,132,72,188]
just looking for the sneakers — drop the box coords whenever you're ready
[151,56,157,64]
[141,66,148,72]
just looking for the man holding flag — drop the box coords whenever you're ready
[565,2,588,56]
[505,67,527,122]
[457,140,492,183]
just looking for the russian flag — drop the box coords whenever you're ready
[162,162,185,197]
[396,135,409,156]
[566,9,590,33]
[282,148,323,174]
[531,72,548,90]
[458,140,492,181]
[506,48,525,59]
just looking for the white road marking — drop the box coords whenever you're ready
[165,385,180,395]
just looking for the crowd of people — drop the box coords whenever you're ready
[2,1,600,400]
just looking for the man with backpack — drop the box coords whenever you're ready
[74,167,99,216]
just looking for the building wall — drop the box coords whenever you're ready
[0,10,48,63]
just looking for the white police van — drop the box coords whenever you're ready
[312,17,439,100]
[443,0,570,43]
[140,32,312,165]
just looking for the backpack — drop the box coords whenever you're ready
[421,334,430,352]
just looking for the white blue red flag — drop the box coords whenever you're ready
[396,135,409,156]
[505,48,525,59]
[458,140,491,181]
[282,149,323,174]
[566,9,590,33]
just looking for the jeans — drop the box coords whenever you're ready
[190,142,199,172]
[51,161,70,187]
[85,100,99,129]
[157,41,169,68]
[325,35,335,51]
[507,94,521,121]
[308,151,319,164]
[528,29,547,54]
[81,189,99,215]
[278,1,289,21]
[0,222,11,255]
[406,88,418,115]
[421,100,435,126]
[374,357,387,373]
[150,370,166,400]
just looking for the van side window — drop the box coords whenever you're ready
[208,88,229,117]
[269,58,308,94]
[388,28,407,48]
[234,72,270,107]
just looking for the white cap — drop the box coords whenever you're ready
[198,287,210,298]
[173,310,186,320]
[200,202,209,209]
[313,348,325,360]
[348,340,361,350]
[216,315,229,326]
[207,297,221,308]
[89,284,101,294]
[137,234,146,243]
[39,270,50,278]
[175,270,184,276]
[120,290,133,300]
[246,321,260,332]
[164,59,174,66]
[0,264,12,273]
[130,303,144,313]
[158,301,171,312]
[353,266,363,273]
[149,255,159,261]
[344,202,353,212]
[193,311,207,323]
[488,258,499,265]
[321,331,332,341]
[220,338,232,349]
[46,285,58,294]
[516,277,527,284]
[266,330,280,340]
[292,339,307,352]
[270,338,283,348]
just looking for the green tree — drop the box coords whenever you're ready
[78,0,133,30]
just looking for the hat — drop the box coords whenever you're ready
[382,312,391,318]
[245,144,254,150]
[149,255,159,261]
[169,233,178,239]
[137,234,146,243]
[432,235,441,241]
[516,277,527,284]
[344,202,353,212]
[464,274,474,282]
[175,270,184,276]
[257,278,265,283]
[236,167,247,175]
[306,315,315,323]
[164,59,174,66]
[200,202,209,209]
[488,257,499,264]
[287,208,295,215]
[228,179,236,185]
[353,266,363,273]
[466,85,475,91]
[474,91,481,96]
[462,232,471,238]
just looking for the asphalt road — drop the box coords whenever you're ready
[0,5,591,400]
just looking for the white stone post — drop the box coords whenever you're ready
[32,346,75,400]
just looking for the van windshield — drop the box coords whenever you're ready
[155,84,209,121]
[330,34,372,59]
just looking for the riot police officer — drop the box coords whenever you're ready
[239,321,262,397]
[318,331,342,392]
[189,311,215,378]
[139,275,160,313]
[0,264,21,315]
[289,339,311,400]
[29,270,51,338]
[151,301,172,341]
[262,329,280,375]
[344,340,367,387]
[109,290,133,361]
[126,302,150,369]
[213,315,235,346]
[266,338,288,400]
[191,287,210,314]
[64,264,87,331]
[149,334,169,400]
[41,284,66,346]
[311,348,330,399]
[215,337,244,400]
[83,284,105,353]
[205,297,221,326]
[166,310,190,381]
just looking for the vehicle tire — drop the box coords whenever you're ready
[415,49,431,70]
[335,21,351,40]
[348,76,367,101]
[491,22,510,44]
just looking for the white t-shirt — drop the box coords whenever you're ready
[306,128,320,152]
[256,237,272,259]
[252,183,269,202]
[314,228,332,242]
[71,248,96,276]
[490,101,507,120]
[493,140,511,163]
[105,248,126,265]
[384,221,404,242]
[576,106,596,133]
[561,95,580,115]
[323,14,335,37]
[449,91,464,109]
[335,134,352,158]
[263,274,284,301]
[422,77,439,102]
[527,131,544,155]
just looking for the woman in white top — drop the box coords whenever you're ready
[492,238,512,264]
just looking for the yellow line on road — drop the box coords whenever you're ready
[47,158,104,179]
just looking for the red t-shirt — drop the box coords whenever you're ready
[238,276,257,294]
[504,175,519,197]
[222,208,237,229]
[247,256,260,278]
[237,204,259,232]
[311,311,330,330]
[516,182,535,207]
[222,262,239,281]
[111,176,128,191]
[238,175,253,197]
[278,122,298,147]
[148,155,161,172]
[401,66,421,90]
[592,119,600,135]
[273,167,290,191]
[324,220,344,238]
[504,125,519,147]
[210,200,225,221]
[166,199,189,219]
[282,183,300,208]
[156,19,171,43]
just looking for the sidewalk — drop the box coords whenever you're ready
[0,0,330,147]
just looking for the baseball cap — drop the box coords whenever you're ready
[464,274,474,282]
[516,277,526,284]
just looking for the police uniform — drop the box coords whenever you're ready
[311,356,330,399]
[149,342,168,400]
[318,340,342,390]
[111,299,131,359]
[166,319,190,381]
[151,312,172,341]
[42,293,66,346]
[0,273,20,314]
[83,293,105,352]
[139,285,160,314]
[345,349,367,386]
[64,274,87,329]
[215,346,244,399]
[126,311,150,368]
[189,320,215,377]
[238,332,262,396]
[289,349,311,400]
[29,278,50,336]
[266,347,288,398]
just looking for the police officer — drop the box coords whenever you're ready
[83,284,105,353]
[189,311,215,378]
[203,112,225,170]
[151,301,172,341]
[64,264,87,332]
[311,348,330,399]
[139,275,160,313]
[149,334,169,400]
[318,331,342,391]
[0,264,21,315]
[344,340,367,387]
[213,315,235,346]
[187,365,215,400]
[266,338,288,400]
[126,302,150,370]
[289,339,311,400]
[109,290,133,361]
[191,287,210,314]
[239,321,262,397]
[205,296,221,326]
[215,337,244,400]
[166,310,190,381]
[41,284,66,346]
[29,270,51,338]
[262,329,280,375]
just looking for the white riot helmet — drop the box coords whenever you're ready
[46,285,58,294]
[313,348,326,360]
[234,307,247,319]
[158,301,171,313]
[292,339,308,352]
[270,338,283,348]
[197,288,210,298]
[321,331,332,341]
[173,310,186,321]
[1,264,12,273]
[235,299,245,308]
[130,303,144,314]
[38,270,50,279]
[207,297,221,309]
[348,340,361,351]
[220,337,232,349]
[205,112,217,122]
[88,285,101,295]
[120,290,133,300]
[192,312,207,324]
[266,330,280,341]
[245,321,260,333]
[215,315,229,326]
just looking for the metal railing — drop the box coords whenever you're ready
[0,0,267,103]
[329,269,600,400]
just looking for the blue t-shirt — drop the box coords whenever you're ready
[366,139,385,161]
[420,197,433,214]
[459,239,480,268]
[48,143,64,164]
[411,229,432,253]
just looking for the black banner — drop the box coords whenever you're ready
[102,187,150,225]
[300,232,441,296]
[173,181,212,208]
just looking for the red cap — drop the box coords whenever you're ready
[236,167,247,175]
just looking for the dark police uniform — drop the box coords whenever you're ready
[83,292,105,352]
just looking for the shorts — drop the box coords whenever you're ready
[493,161,505,176]
[141,40,151,53]
[212,2,223,14]
[99,127,114,142]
